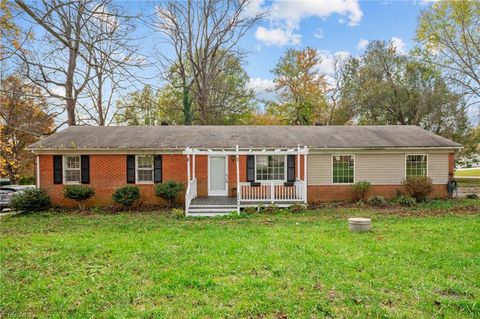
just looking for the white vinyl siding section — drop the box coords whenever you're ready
[308,152,450,185]
[427,153,449,184]
[356,154,405,185]
[307,154,331,185]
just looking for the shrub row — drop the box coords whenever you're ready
[352,176,434,203]
[10,181,183,213]
[8,176,462,213]
[63,181,184,209]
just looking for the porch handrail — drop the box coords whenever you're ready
[185,178,197,215]
[239,180,305,202]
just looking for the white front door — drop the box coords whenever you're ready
[208,156,228,196]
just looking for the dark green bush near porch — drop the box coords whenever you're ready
[63,185,95,201]
[10,187,51,212]
[402,176,433,202]
[155,181,183,208]
[112,185,140,209]
[63,185,95,210]
[351,181,371,201]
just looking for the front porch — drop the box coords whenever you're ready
[184,145,308,216]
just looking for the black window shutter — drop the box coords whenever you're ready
[247,155,255,182]
[287,155,295,182]
[53,155,63,184]
[126,155,136,183]
[154,155,162,183]
[81,155,90,184]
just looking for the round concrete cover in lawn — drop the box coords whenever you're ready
[348,217,371,232]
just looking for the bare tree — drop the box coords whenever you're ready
[14,0,95,126]
[155,0,263,124]
[326,55,349,125]
[78,4,144,126]
[14,0,143,127]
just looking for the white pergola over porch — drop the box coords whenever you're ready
[183,145,308,216]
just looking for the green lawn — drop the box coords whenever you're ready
[1,201,479,318]
[455,168,480,177]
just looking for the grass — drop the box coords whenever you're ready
[1,200,479,318]
[455,168,480,177]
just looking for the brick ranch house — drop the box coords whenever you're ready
[28,125,461,216]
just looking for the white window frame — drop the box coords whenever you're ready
[135,154,154,184]
[254,155,287,182]
[331,154,356,185]
[405,154,429,178]
[63,155,81,184]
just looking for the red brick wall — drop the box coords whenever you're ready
[38,153,448,207]
[39,154,189,207]
[194,155,208,197]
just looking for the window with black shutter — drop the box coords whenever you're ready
[53,155,62,184]
[81,155,90,184]
[246,155,255,182]
[126,155,136,183]
[287,155,295,183]
[154,155,162,183]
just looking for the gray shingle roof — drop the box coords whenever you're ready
[28,125,462,150]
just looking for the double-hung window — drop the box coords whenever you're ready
[136,155,154,183]
[64,155,81,183]
[255,155,285,181]
[332,155,354,184]
[406,155,427,177]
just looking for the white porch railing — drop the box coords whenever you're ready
[239,180,305,202]
[185,178,197,214]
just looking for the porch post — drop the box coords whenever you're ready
[187,154,191,182]
[303,147,308,203]
[36,155,40,188]
[297,145,301,180]
[192,154,196,180]
[236,145,240,214]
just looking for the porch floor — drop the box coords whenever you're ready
[190,196,237,206]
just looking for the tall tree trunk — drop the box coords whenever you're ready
[5,163,17,184]
[197,91,209,124]
[182,84,192,125]
[97,71,105,126]
[66,47,77,126]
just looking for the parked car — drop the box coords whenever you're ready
[0,185,35,211]
[0,178,11,186]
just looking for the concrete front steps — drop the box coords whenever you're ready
[187,204,238,217]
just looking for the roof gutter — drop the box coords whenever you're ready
[28,145,463,155]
